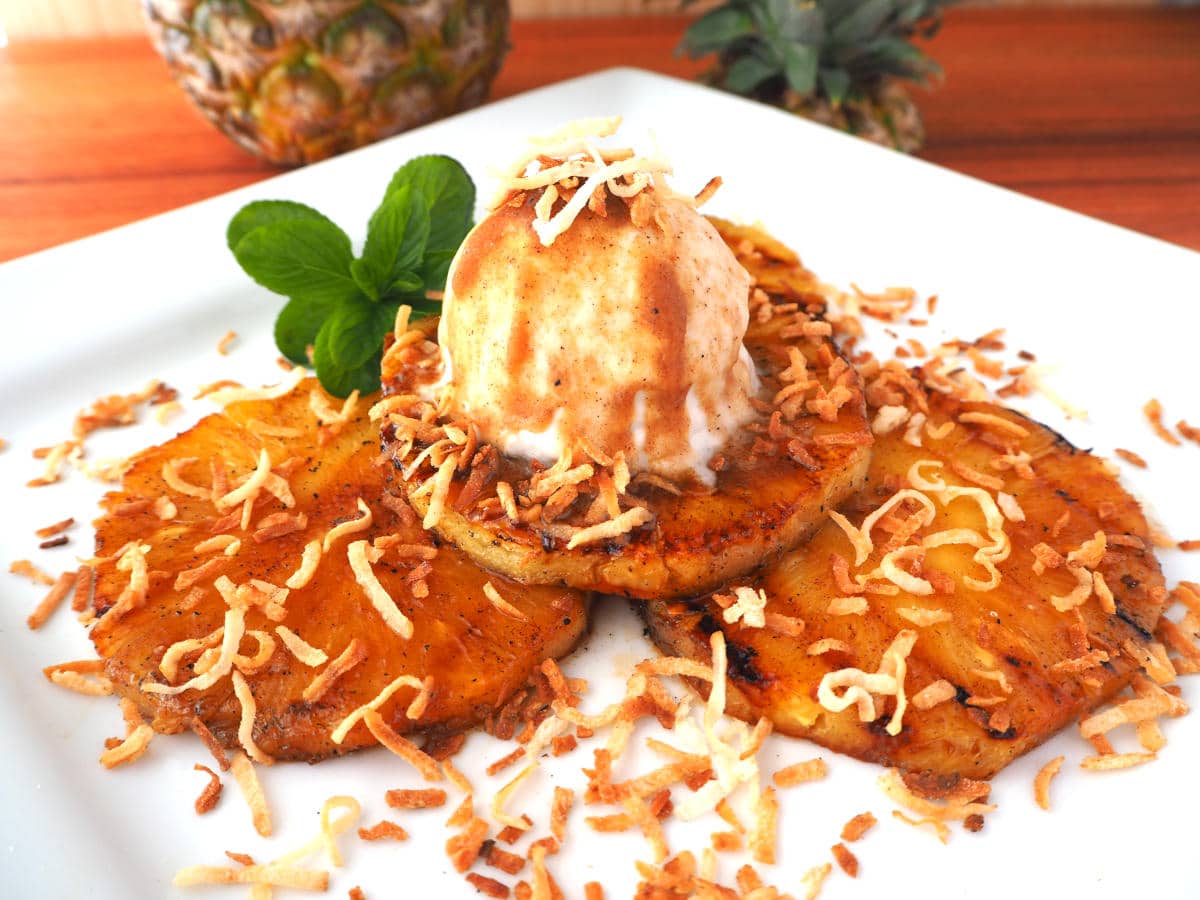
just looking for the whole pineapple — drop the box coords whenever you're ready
[680,0,950,152]
[144,1,510,166]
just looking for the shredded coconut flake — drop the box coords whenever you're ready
[722,586,768,629]
[204,367,305,407]
[275,626,328,667]
[347,540,413,639]
[231,669,274,765]
[323,499,372,552]
[143,606,246,696]
[331,673,430,745]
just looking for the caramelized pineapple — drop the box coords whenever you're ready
[643,391,1169,778]
[89,380,587,761]
[382,221,873,600]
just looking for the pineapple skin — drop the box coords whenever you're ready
[785,80,926,155]
[704,65,926,154]
[143,0,510,166]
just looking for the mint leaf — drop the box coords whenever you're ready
[227,154,477,398]
[387,270,424,295]
[311,299,395,397]
[385,155,475,291]
[350,258,381,302]
[226,200,350,255]
[232,219,359,306]
[359,184,430,301]
[274,296,334,365]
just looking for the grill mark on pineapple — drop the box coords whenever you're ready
[691,612,765,685]
[1017,411,1079,455]
[725,641,765,686]
[1113,603,1154,641]
[696,612,719,636]
[950,682,1019,740]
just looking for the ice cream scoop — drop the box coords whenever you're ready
[436,185,758,486]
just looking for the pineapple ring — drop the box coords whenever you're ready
[379,221,873,600]
[641,389,1171,779]
[89,381,588,762]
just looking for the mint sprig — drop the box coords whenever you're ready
[227,155,475,397]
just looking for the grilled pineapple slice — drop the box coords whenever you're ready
[381,221,872,599]
[642,391,1169,778]
[89,380,587,761]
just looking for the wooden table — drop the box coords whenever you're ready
[2,8,1198,262]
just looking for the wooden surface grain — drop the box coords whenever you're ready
[2,7,1198,263]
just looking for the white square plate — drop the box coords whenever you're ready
[3,68,1199,899]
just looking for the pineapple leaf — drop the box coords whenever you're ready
[784,44,819,95]
[860,35,937,81]
[679,0,951,121]
[725,53,778,94]
[821,0,870,24]
[896,1,929,26]
[681,6,755,56]
[819,67,852,105]
[777,5,825,44]
[830,0,894,43]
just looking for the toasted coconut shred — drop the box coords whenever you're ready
[484,581,529,621]
[720,586,768,629]
[143,606,246,696]
[229,751,273,837]
[10,559,57,586]
[203,366,305,407]
[1033,756,1065,810]
[44,659,114,697]
[175,793,358,892]
[331,674,432,745]
[347,539,413,639]
[231,669,275,765]
[880,769,995,841]
[492,115,711,248]
[98,698,155,769]
[818,630,918,736]
[275,625,329,667]
[193,763,223,815]
[285,539,323,590]
[302,638,368,704]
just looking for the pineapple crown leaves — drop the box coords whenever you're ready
[227,155,475,397]
[680,0,951,106]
